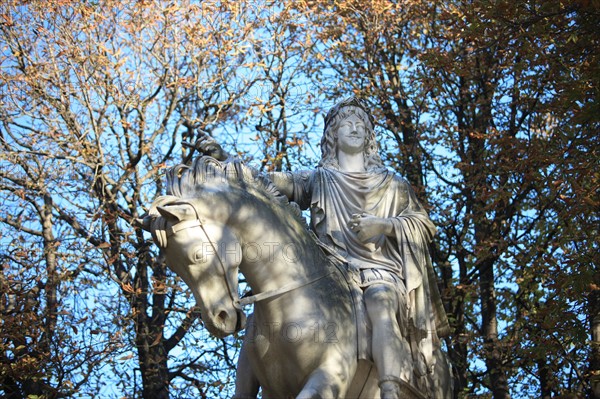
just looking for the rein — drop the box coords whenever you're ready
[238,269,333,307]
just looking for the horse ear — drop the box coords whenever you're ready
[134,216,153,232]
[157,204,195,222]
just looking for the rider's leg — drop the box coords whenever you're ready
[364,283,412,399]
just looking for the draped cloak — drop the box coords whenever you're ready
[288,167,450,370]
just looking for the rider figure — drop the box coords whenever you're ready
[198,97,449,399]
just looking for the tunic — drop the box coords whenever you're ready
[287,167,450,369]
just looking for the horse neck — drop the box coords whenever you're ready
[232,200,325,294]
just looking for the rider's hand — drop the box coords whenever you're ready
[347,213,394,242]
[194,135,229,161]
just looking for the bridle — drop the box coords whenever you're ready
[164,201,333,332]
[165,201,333,331]
[165,202,245,332]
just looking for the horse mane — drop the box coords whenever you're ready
[165,156,305,223]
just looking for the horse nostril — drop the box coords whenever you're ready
[217,310,228,322]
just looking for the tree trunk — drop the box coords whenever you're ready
[479,256,509,399]
[453,260,470,397]
[589,281,600,398]
[136,332,170,399]
[132,249,171,399]
[133,278,170,399]
[537,358,552,399]
[41,193,58,350]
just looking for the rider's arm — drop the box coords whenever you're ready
[269,170,313,210]
[192,135,313,206]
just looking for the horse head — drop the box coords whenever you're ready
[140,193,246,338]
[138,156,305,338]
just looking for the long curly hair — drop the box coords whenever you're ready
[318,97,384,171]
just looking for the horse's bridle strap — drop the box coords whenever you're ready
[167,220,203,237]
[238,270,333,307]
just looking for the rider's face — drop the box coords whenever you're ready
[336,114,367,155]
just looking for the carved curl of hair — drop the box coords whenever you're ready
[318,97,384,171]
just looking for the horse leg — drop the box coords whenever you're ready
[295,359,354,399]
[233,332,260,399]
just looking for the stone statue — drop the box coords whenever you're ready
[141,97,452,398]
